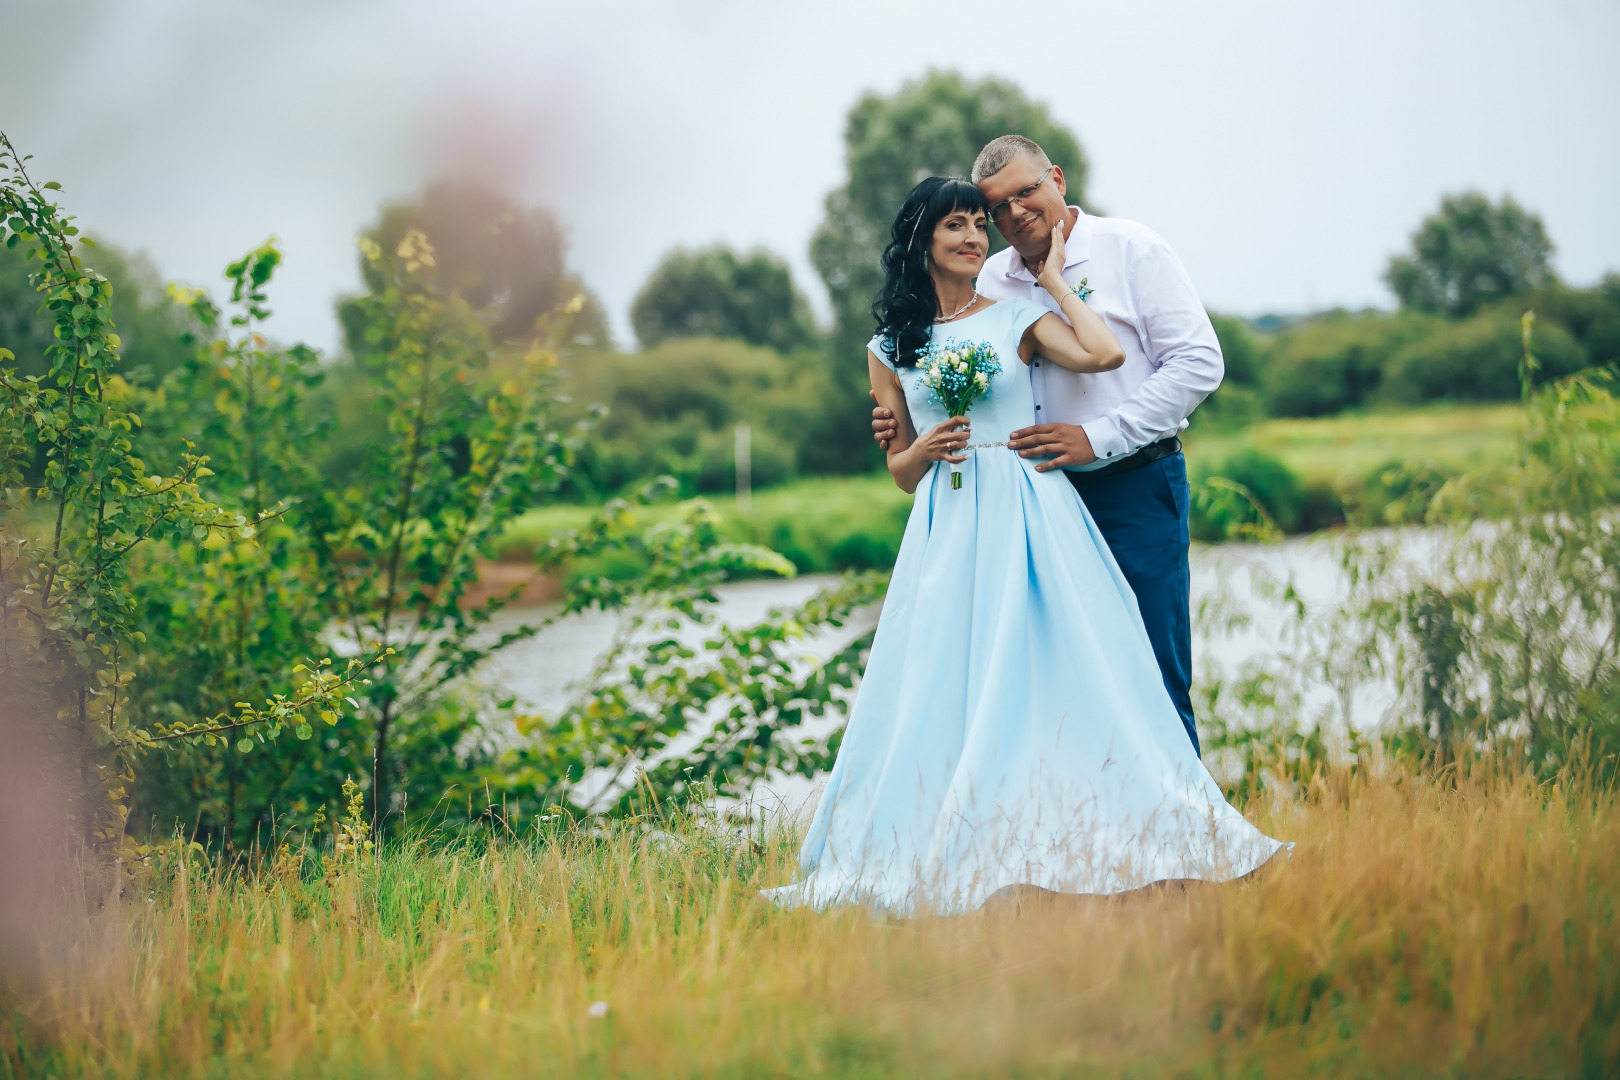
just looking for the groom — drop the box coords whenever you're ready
[871,134,1223,754]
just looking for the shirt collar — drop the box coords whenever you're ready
[1006,206,1093,282]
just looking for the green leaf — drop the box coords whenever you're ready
[236,737,254,754]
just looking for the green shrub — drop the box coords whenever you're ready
[554,337,830,499]
[1191,447,1308,536]
[1379,305,1586,403]
[1524,277,1620,368]
[1338,459,1454,527]
[1261,310,1438,416]
[1192,380,1267,431]
[1297,477,1345,533]
[0,239,201,387]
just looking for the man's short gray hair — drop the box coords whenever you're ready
[971,135,1052,184]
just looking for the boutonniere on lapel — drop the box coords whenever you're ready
[1070,277,1094,303]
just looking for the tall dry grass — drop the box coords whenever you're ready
[4,761,1617,1079]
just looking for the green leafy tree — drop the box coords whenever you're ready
[1384,192,1555,317]
[0,135,362,868]
[319,226,586,834]
[126,240,345,849]
[808,70,1089,471]
[631,246,816,353]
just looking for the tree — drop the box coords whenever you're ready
[0,135,365,871]
[807,70,1089,471]
[630,246,815,353]
[128,241,341,850]
[1384,192,1555,317]
[320,226,585,834]
[1,239,201,388]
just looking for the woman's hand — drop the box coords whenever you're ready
[914,417,971,464]
[1036,220,1068,290]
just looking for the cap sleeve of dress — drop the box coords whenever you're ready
[1008,297,1048,342]
[867,333,899,372]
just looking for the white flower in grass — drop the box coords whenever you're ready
[587,1000,610,1018]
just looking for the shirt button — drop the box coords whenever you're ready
[1036,405,1042,411]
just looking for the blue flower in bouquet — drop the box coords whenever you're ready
[918,338,1001,418]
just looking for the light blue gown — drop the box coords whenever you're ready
[765,298,1283,915]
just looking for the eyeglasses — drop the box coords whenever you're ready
[987,167,1053,221]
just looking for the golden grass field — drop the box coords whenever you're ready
[6,759,1616,1078]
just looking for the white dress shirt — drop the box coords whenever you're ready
[976,207,1223,470]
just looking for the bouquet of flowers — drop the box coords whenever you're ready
[918,338,1002,489]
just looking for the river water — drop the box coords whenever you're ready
[479,533,1416,812]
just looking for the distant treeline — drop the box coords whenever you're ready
[4,76,1614,509]
[1207,282,1620,425]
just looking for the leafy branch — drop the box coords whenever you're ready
[140,651,390,752]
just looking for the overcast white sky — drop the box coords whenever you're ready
[4,0,1617,351]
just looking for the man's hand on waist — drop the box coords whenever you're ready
[1007,423,1098,472]
[870,391,899,452]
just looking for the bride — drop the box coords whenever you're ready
[765,177,1283,914]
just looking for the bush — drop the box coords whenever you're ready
[1261,310,1437,416]
[1337,459,1453,527]
[1190,447,1308,538]
[1379,305,1587,403]
[1527,277,1620,368]
[555,337,831,499]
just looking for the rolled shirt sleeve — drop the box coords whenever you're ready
[1079,238,1223,461]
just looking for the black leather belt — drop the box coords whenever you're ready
[1065,435,1181,488]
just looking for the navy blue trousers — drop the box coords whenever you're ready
[1066,453,1199,755]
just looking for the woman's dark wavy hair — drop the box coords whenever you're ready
[871,176,989,368]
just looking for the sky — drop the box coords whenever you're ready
[3,0,1617,352]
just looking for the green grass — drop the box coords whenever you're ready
[499,473,913,574]
[1185,401,1521,485]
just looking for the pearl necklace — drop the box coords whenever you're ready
[934,290,979,323]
